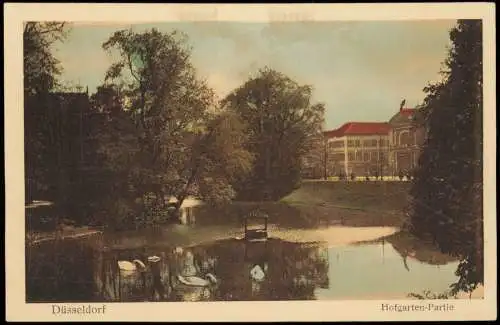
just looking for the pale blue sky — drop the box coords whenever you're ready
[53,20,456,130]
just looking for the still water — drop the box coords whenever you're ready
[26,204,460,302]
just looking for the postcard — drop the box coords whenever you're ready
[4,2,496,322]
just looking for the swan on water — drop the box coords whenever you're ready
[173,248,218,287]
[117,259,147,272]
[148,256,161,263]
[250,264,266,282]
[177,273,218,287]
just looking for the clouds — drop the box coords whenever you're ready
[203,71,243,99]
[54,20,456,129]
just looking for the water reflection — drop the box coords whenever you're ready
[316,243,458,300]
[26,230,459,302]
[26,201,460,302]
[179,206,196,225]
[26,239,101,302]
[102,203,399,252]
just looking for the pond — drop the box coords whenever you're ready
[26,203,460,302]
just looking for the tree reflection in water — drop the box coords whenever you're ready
[27,229,462,302]
[27,238,330,302]
[354,231,458,272]
[187,238,330,301]
[386,231,458,267]
[26,239,99,302]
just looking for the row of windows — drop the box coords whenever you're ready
[328,139,391,148]
[329,151,387,162]
[328,138,421,150]
[347,151,387,162]
[346,139,389,147]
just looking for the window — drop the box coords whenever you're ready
[347,140,355,147]
[355,140,361,147]
[355,151,362,161]
[400,132,411,147]
[348,152,354,161]
[334,153,345,161]
[363,152,370,161]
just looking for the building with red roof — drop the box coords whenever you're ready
[323,121,391,177]
[324,122,391,138]
[304,104,426,179]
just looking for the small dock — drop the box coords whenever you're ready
[244,210,269,241]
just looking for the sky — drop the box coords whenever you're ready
[53,20,456,130]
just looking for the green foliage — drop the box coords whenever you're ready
[91,29,253,227]
[24,22,70,203]
[408,20,483,293]
[222,67,325,201]
[195,112,255,205]
[23,22,69,97]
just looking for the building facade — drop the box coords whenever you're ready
[388,108,425,176]
[300,105,427,179]
[301,105,427,179]
[324,122,391,177]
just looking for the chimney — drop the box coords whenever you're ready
[400,99,406,112]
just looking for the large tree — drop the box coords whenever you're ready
[408,20,483,295]
[222,68,325,200]
[23,22,69,96]
[98,28,252,226]
[24,22,70,203]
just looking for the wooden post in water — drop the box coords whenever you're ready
[118,267,121,301]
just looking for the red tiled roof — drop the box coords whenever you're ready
[323,122,391,138]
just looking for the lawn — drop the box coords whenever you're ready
[282,180,412,214]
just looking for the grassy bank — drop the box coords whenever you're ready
[282,180,411,213]
[192,200,405,229]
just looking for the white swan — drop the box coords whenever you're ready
[117,259,146,272]
[250,264,266,282]
[177,275,210,287]
[133,259,146,269]
[177,273,218,287]
[148,256,161,263]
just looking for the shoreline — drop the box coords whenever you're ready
[26,227,102,246]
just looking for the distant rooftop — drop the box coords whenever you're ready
[389,108,418,125]
[324,122,391,138]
